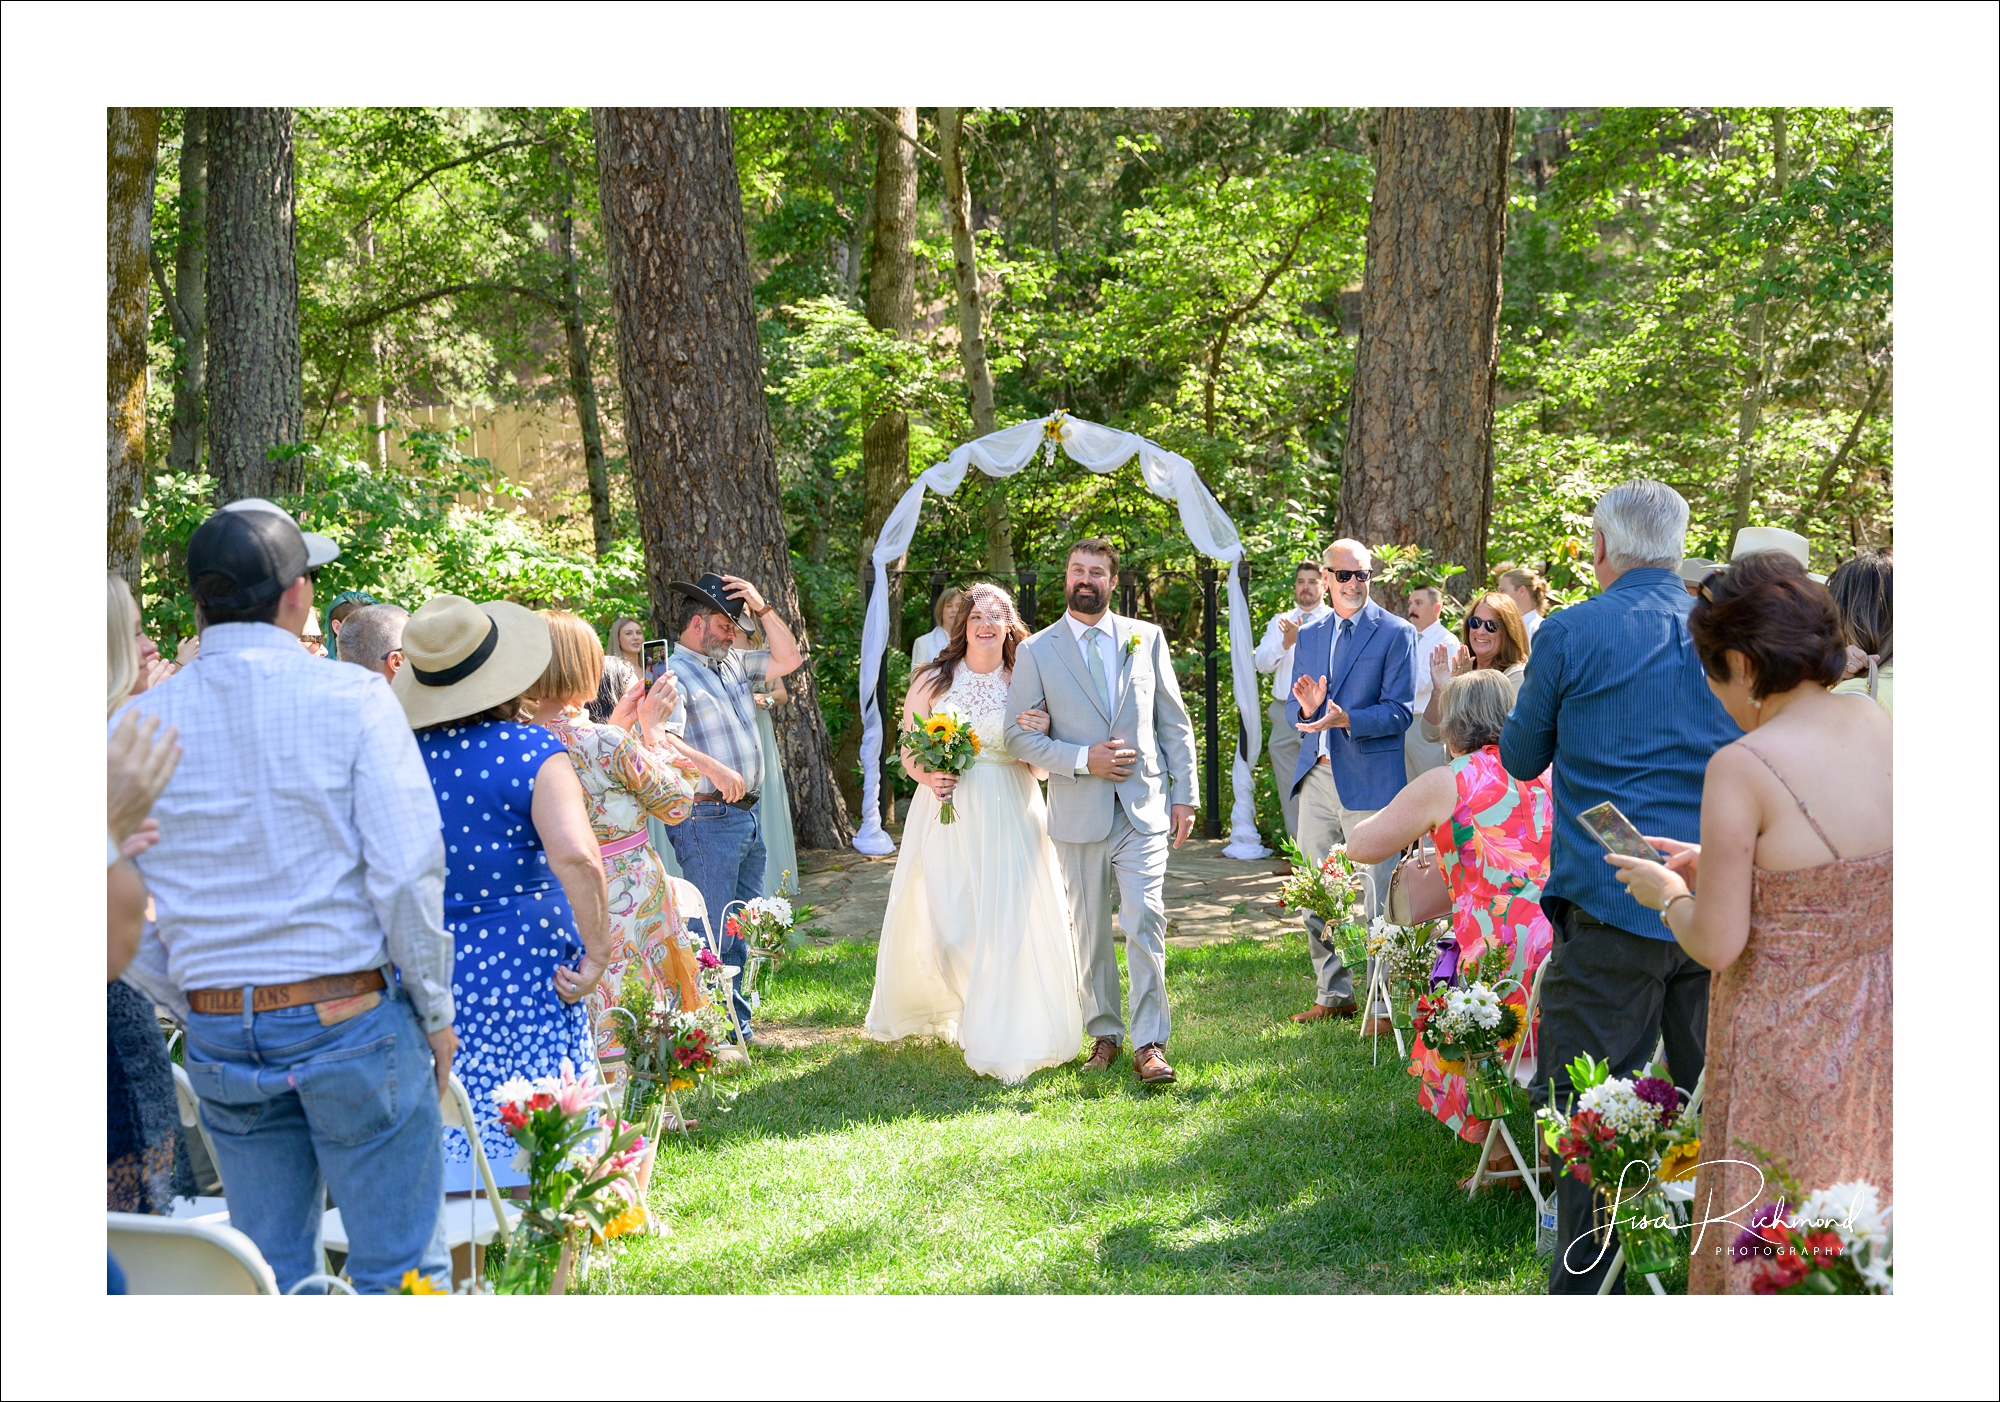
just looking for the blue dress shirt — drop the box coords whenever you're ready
[1498,567,1741,940]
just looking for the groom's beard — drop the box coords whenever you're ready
[1067,583,1105,615]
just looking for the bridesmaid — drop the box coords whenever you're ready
[1607,552,1891,1294]
[529,612,705,1084]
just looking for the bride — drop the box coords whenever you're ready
[864,583,1083,1082]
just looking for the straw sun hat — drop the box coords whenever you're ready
[392,595,552,730]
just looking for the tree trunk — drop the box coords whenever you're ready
[1338,107,1513,610]
[1727,109,1789,550]
[207,107,302,502]
[859,106,918,633]
[593,106,854,848]
[108,107,162,592]
[554,144,613,557]
[167,107,208,472]
[939,106,1011,575]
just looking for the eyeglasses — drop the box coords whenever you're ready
[1466,616,1500,634]
[1329,569,1370,583]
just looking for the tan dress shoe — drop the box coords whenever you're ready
[1291,1001,1357,1023]
[1133,1042,1176,1084]
[1082,1035,1120,1071]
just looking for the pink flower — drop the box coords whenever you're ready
[696,947,723,970]
[552,1059,603,1116]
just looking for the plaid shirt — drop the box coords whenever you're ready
[668,645,771,797]
[116,622,454,1032]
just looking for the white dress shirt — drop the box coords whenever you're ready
[1064,612,1120,776]
[1254,600,1334,702]
[1410,619,1462,714]
[1521,609,1542,641]
[910,626,950,669]
[118,622,455,1032]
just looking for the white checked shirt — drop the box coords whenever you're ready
[119,623,454,1031]
[667,645,772,796]
[1254,600,1334,701]
[1064,612,1119,776]
[1410,619,1462,714]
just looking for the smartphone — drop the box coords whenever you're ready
[642,639,671,679]
[1578,801,1665,861]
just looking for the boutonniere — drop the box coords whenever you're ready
[1123,632,1142,658]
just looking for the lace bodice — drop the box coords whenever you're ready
[941,665,1016,764]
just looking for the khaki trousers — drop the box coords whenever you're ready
[1296,762,1396,1012]
[1266,697,1303,841]
[1404,713,1449,782]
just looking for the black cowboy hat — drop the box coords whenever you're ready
[670,572,753,632]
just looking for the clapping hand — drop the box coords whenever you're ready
[1291,673,1348,733]
[1429,642,1454,694]
[1278,615,1301,649]
[120,818,163,860]
[1015,706,1051,735]
[109,710,182,844]
[1451,648,1476,677]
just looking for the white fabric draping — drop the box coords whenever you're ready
[852,414,1270,861]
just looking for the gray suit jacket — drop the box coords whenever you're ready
[1003,614,1197,844]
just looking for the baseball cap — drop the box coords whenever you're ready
[186,499,341,612]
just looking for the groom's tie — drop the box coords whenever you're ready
[1085,626,1112,713]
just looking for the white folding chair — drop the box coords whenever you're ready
[1466,958,1550,1206]
[674,877,749,1064]
[109,1212,280,1295]
[322,1072,517,1290]
[170,1061,225,1194]
[1597,1064,1706,1296]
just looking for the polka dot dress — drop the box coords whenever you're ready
[418,722,594,1185]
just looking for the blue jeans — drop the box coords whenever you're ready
[184,988,449,1294]
[666,801,765,1036]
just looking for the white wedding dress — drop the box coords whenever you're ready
[863,663,1083,1083]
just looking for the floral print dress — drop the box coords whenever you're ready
[540,707,701,1066]
[1407,744,1556,1142]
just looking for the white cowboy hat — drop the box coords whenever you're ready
[392,595,552,730]
[1731,527,1826,583]
[1678,557,1720,585]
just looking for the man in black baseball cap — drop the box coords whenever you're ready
[186,498,340,629]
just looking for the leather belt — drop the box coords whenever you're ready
[696,793,760,811]
[188,968,386,1015]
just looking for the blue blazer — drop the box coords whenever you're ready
[1286,599,1416,811]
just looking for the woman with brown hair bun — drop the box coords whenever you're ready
[1499,567,1550,641]
[1603,552,1892,1293]
[530,610,707,1085]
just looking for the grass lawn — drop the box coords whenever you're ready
[590,934,1557,1294]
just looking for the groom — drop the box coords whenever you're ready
[1004,539,1198,1085]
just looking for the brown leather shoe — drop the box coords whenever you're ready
[1359,1016,1395,1037]
[1291,1000,1358,1023]
[1133,1042,1176,1084]
[1081,1035,1120,1072]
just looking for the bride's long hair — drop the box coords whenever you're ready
[914,581,1028,695]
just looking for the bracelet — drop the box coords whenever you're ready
[754,603,776,618]
[1659,892,1694,929]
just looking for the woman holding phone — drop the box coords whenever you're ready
[1348,668,1554,1174]
[1604,553,1891,1294]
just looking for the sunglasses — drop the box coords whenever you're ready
[1329,569,1370,583]
[1466,616,1501,634]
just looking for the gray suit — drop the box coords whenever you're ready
[1005,614,1196,1049]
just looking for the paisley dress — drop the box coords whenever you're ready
[1407,744,1556,1142]
[539,706,702,1066]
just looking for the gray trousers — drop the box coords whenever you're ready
[1296,762,1397,1011]
[1404,712,1449,782]
[1266,697,1303,841]
[1054,802,1171,1049]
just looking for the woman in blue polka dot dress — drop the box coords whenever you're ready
[392,596,615,1190]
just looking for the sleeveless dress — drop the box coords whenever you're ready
[1407,745,1556,1142]
[539,706,703,1068]
[1687,746,1892,1294]
[418,720,596,1188]
[864,664,1084,1083]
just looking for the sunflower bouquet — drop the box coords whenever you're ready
[902,705,981,824]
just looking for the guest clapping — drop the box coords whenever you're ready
[1499,478,1739,1295]
[1603,552,1892,1294]
[395,596,614,1193]
[1420,592,1528,742]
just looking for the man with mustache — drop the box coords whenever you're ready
[1004,539,1198,1084]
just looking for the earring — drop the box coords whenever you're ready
[1750,696,1763,709]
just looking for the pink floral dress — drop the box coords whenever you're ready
[1408,744,1556,1142]
[541,706,701,1065]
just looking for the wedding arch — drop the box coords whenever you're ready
[851,412,1270,862]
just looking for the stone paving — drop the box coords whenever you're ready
[793,835,1299,948]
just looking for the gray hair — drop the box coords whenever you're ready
[1438,668,1515,755]
[338,604,409,680]
[1593,479,1688,572]
[1324,537,1374,569]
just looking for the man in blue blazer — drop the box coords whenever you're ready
[1286,539,1416,1026]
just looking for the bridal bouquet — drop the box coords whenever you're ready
[489,1060,649,1294]
[1536,1052,1699,1276]
[1730,1163,1893,1295]
[902,706,981,824]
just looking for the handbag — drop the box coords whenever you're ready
[1387,836,1452,927]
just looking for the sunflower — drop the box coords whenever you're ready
[1659,1137,1702,1182]
[967,731,981,755]
[399,1269,445,1295]
[596,1199,649,1242]
[923,715,956,740]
